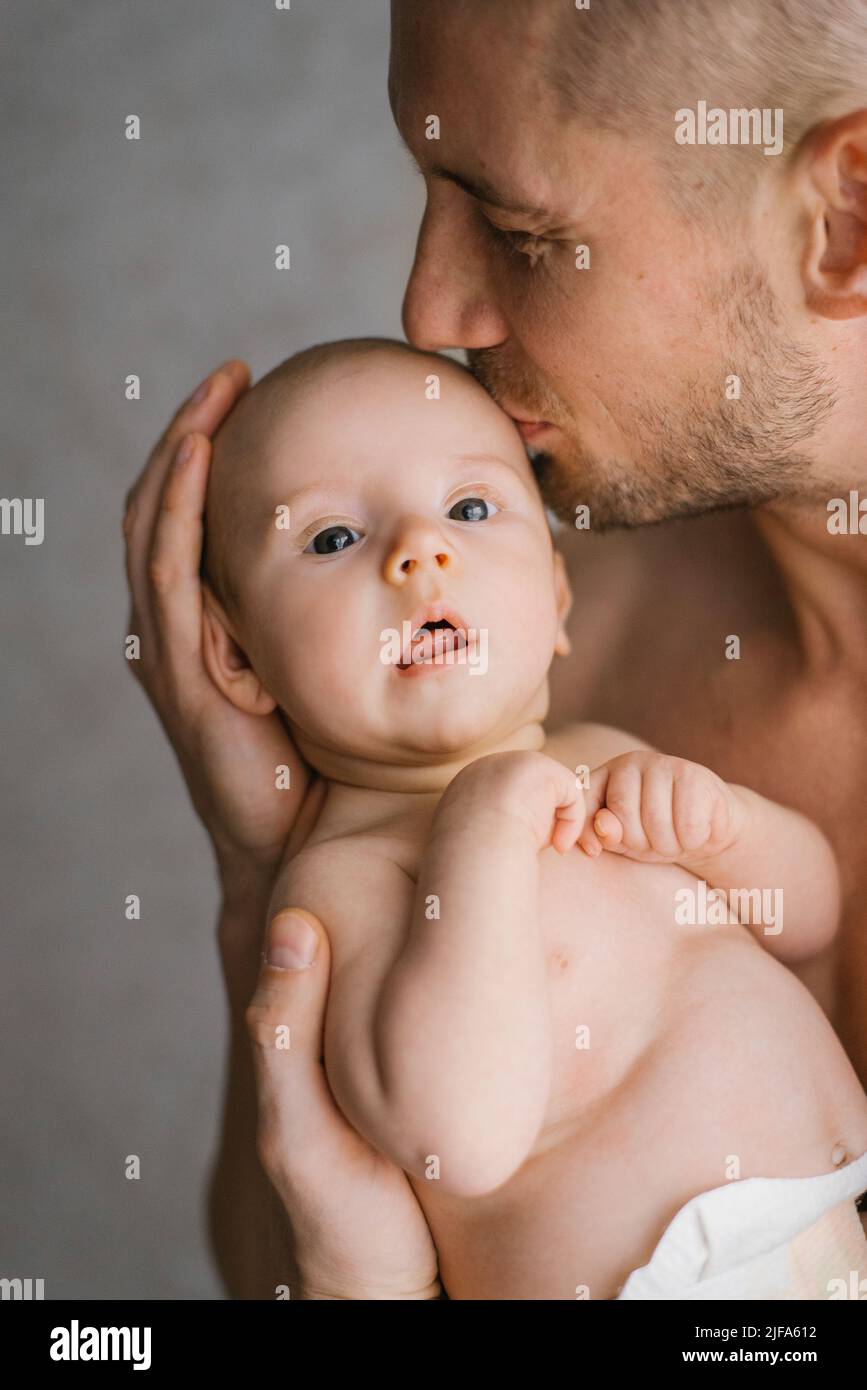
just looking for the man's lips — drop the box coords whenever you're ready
[514,420,552,442]
[502,406,554,441]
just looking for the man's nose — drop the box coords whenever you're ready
[401,186,510,353]
[382,519,458,586]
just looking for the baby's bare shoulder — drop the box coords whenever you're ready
[270,832,416,965]
[544,720,656,772]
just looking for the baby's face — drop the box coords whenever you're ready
[222,351,566,768]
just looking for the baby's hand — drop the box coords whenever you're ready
[577,751,745,864]
[443,750,586,855]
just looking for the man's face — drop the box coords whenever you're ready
[389,0,835,529]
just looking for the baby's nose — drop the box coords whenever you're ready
[382,524,455,585]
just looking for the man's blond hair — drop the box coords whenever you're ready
[542,0,867,212]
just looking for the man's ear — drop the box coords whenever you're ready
[552,550,572,657]
[201,585,277,716]
[800,109,867,320]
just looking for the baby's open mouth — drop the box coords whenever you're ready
[398,618,469,669]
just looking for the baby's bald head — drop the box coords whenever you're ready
[202,337,444,617]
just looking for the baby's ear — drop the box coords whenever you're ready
[201,585,277,716]
[552,550,572,657]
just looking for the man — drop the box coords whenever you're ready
[124,0,867,1298]
[391,0,867,1066]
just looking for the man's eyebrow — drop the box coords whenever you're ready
[397,136,549,218]
[431,162,550,218]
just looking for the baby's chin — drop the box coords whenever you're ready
[349,712,511,762]
[288,702,513,774]
[296,685,550,775]
[391,719,507,761]
[387,685,541,754]
[281,664,551,777]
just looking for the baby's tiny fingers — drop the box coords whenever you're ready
[594,807,623,847]
[577,825,603,857]
[577,765,609,855]
[552,814,582,855]
[639,761,680,856]
[551,787,586,854]
[673,774,715,851]
[603,762,649,851]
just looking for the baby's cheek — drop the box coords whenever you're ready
[249,618,321,722]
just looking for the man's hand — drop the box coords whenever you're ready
[122,360,303,882]
[576,751,746,864]
[246,909,442,1300]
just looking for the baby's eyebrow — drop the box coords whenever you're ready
[451,452,529,485]
[255,482,348,544]
[268,481,345,518]
[288,481,336,504]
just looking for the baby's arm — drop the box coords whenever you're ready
[276,752,584,1198]
[578,750,839,963]
[370,752,586,1195]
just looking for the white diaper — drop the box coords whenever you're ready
[616,1149,867,1300]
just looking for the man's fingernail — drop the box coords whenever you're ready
[191,376,211,405]
[175,435,195,466]
[266,912,318,970]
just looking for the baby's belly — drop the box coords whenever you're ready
[410,851,867,1299]
[409,1124,663,1300]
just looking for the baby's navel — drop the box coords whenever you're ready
[831,1140,849,1167]
[548,947,571,973]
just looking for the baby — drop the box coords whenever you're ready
[202,337,867,1300]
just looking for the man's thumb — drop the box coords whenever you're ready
[266,909,321,970]
[245,909,330,1061]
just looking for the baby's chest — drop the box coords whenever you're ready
[528,853,650,1121]
[532,847,700,1130]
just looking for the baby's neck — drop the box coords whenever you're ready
[281,715,549,861]
[296,717,547,803]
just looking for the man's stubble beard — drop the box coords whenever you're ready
[468,268,837,532]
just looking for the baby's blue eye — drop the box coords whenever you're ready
[448,497,498,523]
[305,524,361,554]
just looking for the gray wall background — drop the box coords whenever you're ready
[1,0,423,1298]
